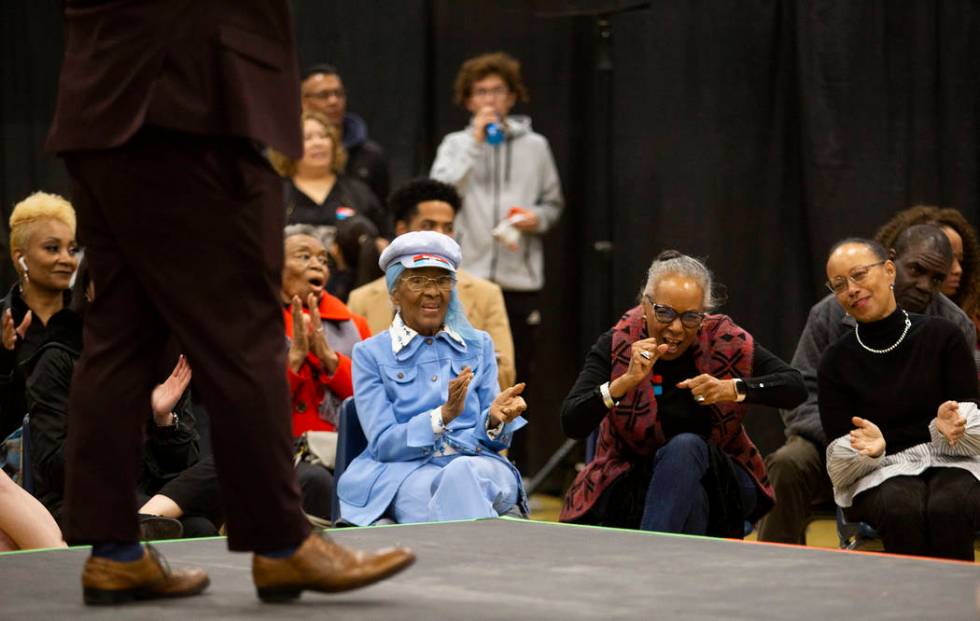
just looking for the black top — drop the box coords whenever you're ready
[347,140,390,206]
[23,307,198,521]
[560,328,806,439]
[284,175,390,238]
[0,285,72,438]
[818,308,979,454]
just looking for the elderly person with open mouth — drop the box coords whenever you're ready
[281,224,370,521]
[560,250,805,537]
[337,231,528,525]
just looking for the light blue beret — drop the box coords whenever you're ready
[378,230,461,273]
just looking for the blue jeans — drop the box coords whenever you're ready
[639,433,756,534]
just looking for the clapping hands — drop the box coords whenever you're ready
[936,400,967,446]
[288,294,339,375]
[849,416,886,458]
[490,382,527,426]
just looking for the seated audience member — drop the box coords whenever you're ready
[25,260,219,537]
[875,205,979,312]
[819,238,980,560]
[1,192,78,439]
[0,469,66,551]
[326,214,383,303]
[560,251,805,536]
[757,224,974,543]
[301,64,391,204]
[347,177,516,389]
[282,225,370,520]
[269,111,388,242]
[337,232,528,525]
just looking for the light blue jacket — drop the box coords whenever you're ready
[337,326,527,525]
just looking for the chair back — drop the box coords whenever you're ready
[331,397,367,522]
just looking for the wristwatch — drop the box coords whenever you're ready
[733,378,748,402]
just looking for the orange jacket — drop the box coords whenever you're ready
[282,293,370,436]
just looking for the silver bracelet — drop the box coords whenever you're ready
[599,381,618,409]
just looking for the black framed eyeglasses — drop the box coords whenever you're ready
[643,295,705,329]
[825,260,886,295]
[402,275,454,292]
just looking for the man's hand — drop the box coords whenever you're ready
[508,207,539,232]
[471,106,498,142]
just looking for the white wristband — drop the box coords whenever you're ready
[599,381,618,409]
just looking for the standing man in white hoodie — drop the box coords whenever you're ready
[431,52,564,471]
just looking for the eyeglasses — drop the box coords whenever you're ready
[825,260,886,295]
[402,275,454,292]
[643,295,705,329]
[471,85,510,98]
[303,88,345,100]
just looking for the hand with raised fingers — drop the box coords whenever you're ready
[849,416,886,458]
[442,366,473,425]
[306,293,339,374]
[936,400,967,446]
[610,337,668,401]
[288,296,309,373]
[489,382,527,426]
[2,308,31,351]
[151,355,193,425]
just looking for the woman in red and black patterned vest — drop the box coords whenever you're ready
[560,251,805,537]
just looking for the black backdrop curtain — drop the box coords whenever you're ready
[3,0,978,491]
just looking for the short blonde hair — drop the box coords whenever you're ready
[9,191,77,253]
[269,111,347,178]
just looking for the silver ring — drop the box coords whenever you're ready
[640,351,652,360]
[695,395,705,402]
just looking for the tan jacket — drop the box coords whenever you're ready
[348,269,516,389]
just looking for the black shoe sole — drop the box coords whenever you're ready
[83,578,210,606]
[256,587,302,603]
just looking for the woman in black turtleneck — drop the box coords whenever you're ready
[819,237,980,560]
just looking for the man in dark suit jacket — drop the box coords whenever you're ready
[47,0,412,605]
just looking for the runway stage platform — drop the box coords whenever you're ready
[1,517,977,620]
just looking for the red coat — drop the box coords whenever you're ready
[282,293,370,436]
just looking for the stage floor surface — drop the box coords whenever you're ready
[1,517,977,620]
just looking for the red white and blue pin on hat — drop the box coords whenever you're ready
[379,230,461,273]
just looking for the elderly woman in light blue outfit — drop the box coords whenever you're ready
[337,231,528,525]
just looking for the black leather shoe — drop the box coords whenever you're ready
[138,514,183,541]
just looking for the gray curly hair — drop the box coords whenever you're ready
[640,250,719,311]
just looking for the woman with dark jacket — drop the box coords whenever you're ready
[26,259,220,537]
[0,192,79,439]
[560,251,806,536]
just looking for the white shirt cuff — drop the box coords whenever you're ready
[430,408,445,435]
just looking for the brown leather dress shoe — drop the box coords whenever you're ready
[252,532,415,602]
[82,545,210,605]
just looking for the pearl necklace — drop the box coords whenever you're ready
[855,309,911,354]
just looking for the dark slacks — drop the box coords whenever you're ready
[755,435,834,544]
[847,468,980,560]
[63,127,310,552]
